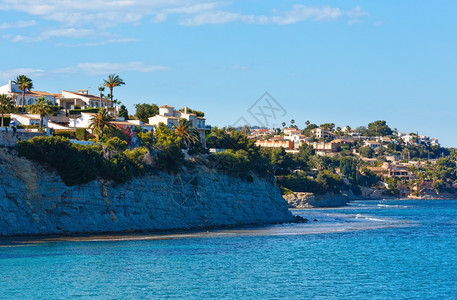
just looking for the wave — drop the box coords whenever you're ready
[355,214,387,222]
[377,204,408,208]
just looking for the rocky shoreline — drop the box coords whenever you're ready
[283,189,456,209]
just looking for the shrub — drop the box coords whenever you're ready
[54,130,76,139]
[17,136,99,186]
[75,128,87,140]
[105,137,128,152]
[102,126,130,143]
[155,141,184,173]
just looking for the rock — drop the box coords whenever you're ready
[0,148,294,236]
[283,192,348,208]
[293,215,308,223]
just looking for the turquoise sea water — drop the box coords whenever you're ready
[1,199,456,299]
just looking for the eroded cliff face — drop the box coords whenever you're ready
[0,148,293,236]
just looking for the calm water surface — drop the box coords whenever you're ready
[0,199,456,299]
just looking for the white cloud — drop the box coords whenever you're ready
[0,1,369,43]
[0,68,44,81]
[0,20,37,29]
[10,28,95,42]
[182,5,369,26]
[76,62,170,75]
[230,65,249,71]
[0,0,221,27]
[55,37,141,47]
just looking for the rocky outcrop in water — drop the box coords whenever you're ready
[0,148,294,236]
[284,192,348,208]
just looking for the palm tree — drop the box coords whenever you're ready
[0,94,14,127]
[98,86,105,108]
[13,75,33,113]
[28,97,53,129]
[102,74,125,107]
[174,118,200,148]
[281,122,286,128]
[88,108,114,139]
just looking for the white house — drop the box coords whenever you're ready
[148,105,209,147]
[0,80,57,106]
[10,113,46,126]
[364,140,382,149]
[69,112,97,129]
[58,90,105,109]
[283,128,302,136]
[311,127,334,139]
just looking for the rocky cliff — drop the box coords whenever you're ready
[0,148,294,236]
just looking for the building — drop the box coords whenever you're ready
[10,113,43,126]
[58,90,106,109]
[251,129,273,136]
[148,105,209,147]
[308,140,341,153]
[0,80,57,106]
[255,137,295,150]
[310,127,334,139]
[364,140,382,149]
[367,162,414,180]
[283,128,302,136]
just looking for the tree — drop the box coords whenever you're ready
[102,74,125,106]
[13,75,33,113]
[174,118,200,149]
[281,122,286,128]
[303,123,318,137]
[0,94,14,127]
[118,105,129,120]
[305,120,310,126]
[88,108,115,139]
[359,146,374,158]
[28,97,53,129]
[320,123,335,131]
[241,125,250,135]
[134,103,159,123]
[290,119,295,126]
[98,86,105,107]
[367,120,392,137]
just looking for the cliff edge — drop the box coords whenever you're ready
[0,148,294,236]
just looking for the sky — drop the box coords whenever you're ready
[0,0,456,146]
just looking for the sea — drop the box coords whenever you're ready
[0,199,456,299]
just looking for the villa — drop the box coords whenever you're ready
[58,90,107,109]
[10,113,43,127]
[310,127,334,139]
[0,80,57,106]
[148,105,209,147]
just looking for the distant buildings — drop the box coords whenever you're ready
[255,138,295,150]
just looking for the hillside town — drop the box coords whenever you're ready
[0,75,456,200]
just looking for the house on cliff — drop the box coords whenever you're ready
[148,105,209,147]
[0,80,57,106]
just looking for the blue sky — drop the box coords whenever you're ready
[1,0,456,146]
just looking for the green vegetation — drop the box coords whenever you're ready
[102,74,125,105]
[134,103,159,123]
[13,75,33,113]
[118,105,129,120]
[28,97,53,129]
[0,94,14,127]
[88,108,115,139]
